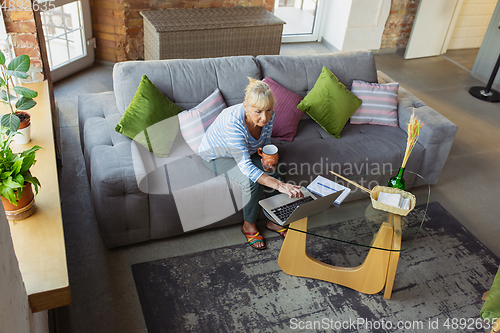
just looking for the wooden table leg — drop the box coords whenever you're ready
[492,318,500,333]
[278,217,395,295]
[384,213,401,299]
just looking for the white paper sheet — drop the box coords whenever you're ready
[377,192,410,209]
[306,175,351,205]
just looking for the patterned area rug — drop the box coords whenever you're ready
[132,203,499,333]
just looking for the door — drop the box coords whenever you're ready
[39,0,95,81]
[274,0,326,42]
[405,0,461,59]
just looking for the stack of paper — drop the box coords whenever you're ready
[377,192,410,210]
[306,175,351,205]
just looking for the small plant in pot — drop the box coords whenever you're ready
[0,125,41,220]
[0,50,38,144]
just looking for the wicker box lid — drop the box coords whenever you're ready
[140,6,285,33]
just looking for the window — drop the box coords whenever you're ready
[41,1,86,70]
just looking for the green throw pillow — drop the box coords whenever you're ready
[115,75,182,157]
[297,66,362,138]
[481,266,500,322]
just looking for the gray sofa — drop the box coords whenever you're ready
[78,50,458,249]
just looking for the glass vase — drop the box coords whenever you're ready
[388,167,406,190]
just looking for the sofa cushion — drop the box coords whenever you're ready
[113,56,261,114]
[262,77,303,142]
[257,50,379,97]
[115,75,182,157]
[178,88,226,154]
[297,67,362,138]
[350,80,399,127]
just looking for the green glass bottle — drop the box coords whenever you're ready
[388,167,406,190]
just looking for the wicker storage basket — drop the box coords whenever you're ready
[140,7,285,60]
[370,185,416,216]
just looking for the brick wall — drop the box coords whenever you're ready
[381,0,420,49]
[90,0,127,62]
[2,9,44,82]
[91,0,275,62]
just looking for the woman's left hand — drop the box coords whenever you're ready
[262,160,276,173]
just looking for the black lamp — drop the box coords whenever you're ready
[469,21,500,103]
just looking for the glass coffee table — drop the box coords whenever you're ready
[273,170,430,300]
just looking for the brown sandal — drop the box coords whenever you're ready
[241,227,266,250]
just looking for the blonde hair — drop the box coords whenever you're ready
[244,77,275,110]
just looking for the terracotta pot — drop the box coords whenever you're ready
[1,182,36,220]
[15,111,31,129]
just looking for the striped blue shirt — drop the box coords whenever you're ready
[198,103,275,183]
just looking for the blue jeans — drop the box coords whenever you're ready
[203,154,281,224]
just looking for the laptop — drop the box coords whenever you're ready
[259,187,343,226]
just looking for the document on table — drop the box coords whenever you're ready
[307,175,351,205]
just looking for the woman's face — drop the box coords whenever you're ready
[244,103,273,128]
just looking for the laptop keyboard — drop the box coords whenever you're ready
[271,196,314,222]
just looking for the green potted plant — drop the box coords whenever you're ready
[0,50,38,144]
[0,125,41,220]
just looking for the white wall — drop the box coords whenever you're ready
[321,0,390,51]
[343,0,391,50]
[0,207,48,333]
[321,0,352,51]
[0,207,31,333]
[448,0,498,49]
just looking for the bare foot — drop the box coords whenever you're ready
[242,221,265,249]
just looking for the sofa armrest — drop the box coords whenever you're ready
[377,71,458,185]
[89,142,150,249]
[78,92,131,182]
[78,92,151,248]
[78,92,117,153]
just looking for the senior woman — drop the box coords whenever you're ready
[198,78,303,250]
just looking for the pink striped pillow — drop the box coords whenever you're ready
[263,77,304,142]
[178,88,226,154]
[350,80,399,127]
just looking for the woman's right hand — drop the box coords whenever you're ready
[278,182,304,199]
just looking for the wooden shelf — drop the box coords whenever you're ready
[5,81,70,313]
